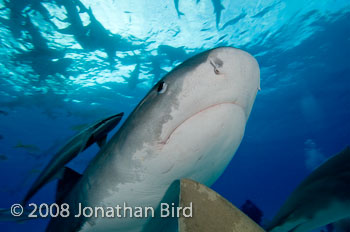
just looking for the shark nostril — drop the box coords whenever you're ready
[210,59,221,75]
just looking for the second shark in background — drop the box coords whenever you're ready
[267,147,350,232]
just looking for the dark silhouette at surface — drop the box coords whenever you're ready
[252,3,277,18]
[174,0,184,18]
[240,200,264,225]
[0,0,191,108]
[57,0,143,66]
[157,45,190,64]
[13,15,72,80]
[0,0,53,38]
[128,62,142,89]
[211,0,225,28]
[149,55,166,85]
[221,12,246,30]
[172,0,224,28]
[1,0,72,81]
[2,0,145,81]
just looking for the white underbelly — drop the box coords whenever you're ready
[144,103,246,185]
[79,104,246,232]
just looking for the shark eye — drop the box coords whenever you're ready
[157,81,167,94]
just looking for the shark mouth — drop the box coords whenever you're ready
[160,101,245,145]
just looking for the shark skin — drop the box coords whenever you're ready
[46,47,260,232]
[267,146,350,232]
[142,178,266,232]
[178,179,265,232]
[21,113,123,205]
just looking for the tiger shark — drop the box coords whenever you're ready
[267,146,350,232]
[40,46,260,231]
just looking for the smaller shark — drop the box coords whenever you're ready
[267,146,350,232]
[21,113,123,205]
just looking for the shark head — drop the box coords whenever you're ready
[137,47,259,141]
[117,46,260,185]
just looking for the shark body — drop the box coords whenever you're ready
[268,146,350,232]
[42,47,260,231]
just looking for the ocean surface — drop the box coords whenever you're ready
[0,0,349,231]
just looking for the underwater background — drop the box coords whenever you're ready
[0,0,349,231]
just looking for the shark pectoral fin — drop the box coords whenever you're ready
[96,135,107,148]
[55,167,81,204]
[143,179,266,232]
[179,179,265,232]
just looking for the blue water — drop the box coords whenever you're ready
[0,0,349,231]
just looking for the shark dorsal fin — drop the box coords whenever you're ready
[56,167,81,204]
